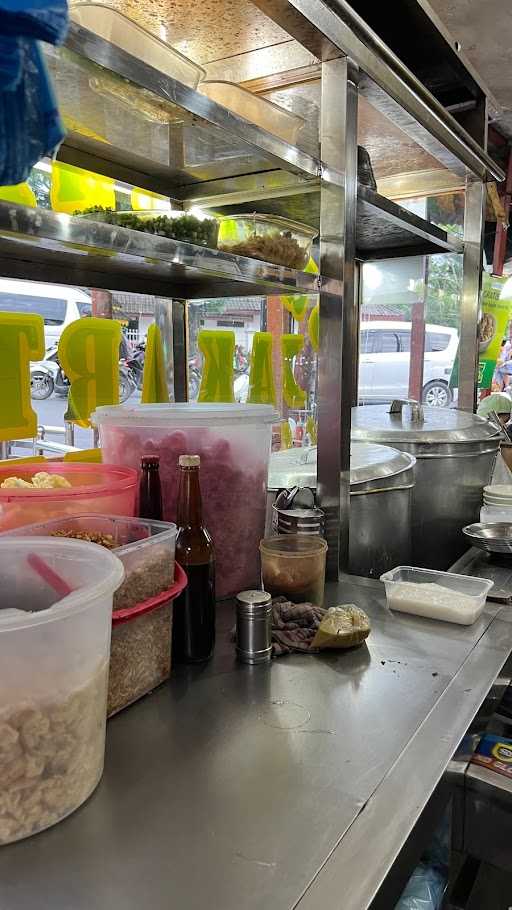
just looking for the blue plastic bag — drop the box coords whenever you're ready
[0,38,65,185]
[395,863,446,910]
[0,0,67,44]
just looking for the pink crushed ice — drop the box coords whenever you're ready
[102,427,267,597]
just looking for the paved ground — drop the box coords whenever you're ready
[13,391,142,456]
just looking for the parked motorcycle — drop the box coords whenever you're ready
[125,341,145,391]
[30,346,136,403]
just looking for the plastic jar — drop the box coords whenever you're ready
[0,537,124,844]
[93,403,278,597]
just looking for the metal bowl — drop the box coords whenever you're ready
[463,522,512,554]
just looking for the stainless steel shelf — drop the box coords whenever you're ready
[49,24,335,198]
[197,182,464,260]
[356,185,464,259]
[0,203,322,298]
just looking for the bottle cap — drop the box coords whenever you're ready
[179,455,200,468]
[141,456,160,469]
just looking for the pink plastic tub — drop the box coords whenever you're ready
[93,403,278,597]
[0,463,137,532]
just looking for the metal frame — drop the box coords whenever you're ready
[0,0,492,571]
[317,56,358,578]
[459,179,486,411]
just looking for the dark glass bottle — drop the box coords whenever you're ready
[139,455,163,521]
[172,455,215,663]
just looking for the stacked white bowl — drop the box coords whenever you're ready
[481,484,512,522]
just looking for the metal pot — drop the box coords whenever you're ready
[351,400,501,570]
[267,442,416,578]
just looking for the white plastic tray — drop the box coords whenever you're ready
[70,4,205,88]
[380,565,493,625]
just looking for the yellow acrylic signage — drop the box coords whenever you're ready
[247,333,276,406]
[59,317,121,427]
[50,161,116,214]
[281,334,306,408]
[0,314,45,441]
[198,330,235,403]
[141,324,169,404]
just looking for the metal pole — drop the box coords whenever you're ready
[493,144,512,277]
[64,422,75,447]
[0,441,9,460]
[154,298,176,400]
[459,178,486,411]
[317,57,359,579]
[171,299,188,403]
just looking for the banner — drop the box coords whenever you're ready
[479,274,512,390]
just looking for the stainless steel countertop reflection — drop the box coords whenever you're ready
[0,575,510,910]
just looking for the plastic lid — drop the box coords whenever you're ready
[93,402,280,428]
[267,443,414,490]
[351,405,500,444]
[0,537,124,631]
[179,455,200,467]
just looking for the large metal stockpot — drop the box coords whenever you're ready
[351,401,501,570]
[267,442,416,578]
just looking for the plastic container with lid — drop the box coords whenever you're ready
[108,563,187,717]
[351,402,501,570]
[267,442,416,577]
[380,565,493,625]
[3,514,176,610]
[70,4,206,88]
[0,463,138,532]
[0,537,124,844]
[93,403,279,597]
[198,81,305,144]
[260,535,328,606]
[217,214,318,271]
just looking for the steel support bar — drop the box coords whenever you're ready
[458,179,486,411]
[253,0,504,182]
[493,145,512,277]
[317,57,358,579]
[154,298,176,402]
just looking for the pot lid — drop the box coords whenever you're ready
[267,442,415,490]
[351,403,501,444]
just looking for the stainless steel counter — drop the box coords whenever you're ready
[1,576,511,910]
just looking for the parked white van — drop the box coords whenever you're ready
[359,320,458,407]
[0,279,91,350]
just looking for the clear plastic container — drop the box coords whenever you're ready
[260,535,328,607]
[0,464,137,532]
[198,81,305,144]
[217,214,318,270]
[108,563,187,717]
[70,4,206,88]
[3,514,176,610]
[0,536,124,844]
[92,403,279,597]
[380,566,493,625]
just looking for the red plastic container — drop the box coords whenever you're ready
[0,463,138,532]
[108,563,187,716]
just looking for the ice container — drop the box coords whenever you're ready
[0,537,124,844]
[92,403,278,597]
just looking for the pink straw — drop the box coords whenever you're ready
[27,553,73,598]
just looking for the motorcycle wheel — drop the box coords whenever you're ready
[31,371,54,400]
[119,374,135,403]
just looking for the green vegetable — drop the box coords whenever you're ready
[74,207,219,248]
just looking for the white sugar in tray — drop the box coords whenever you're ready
[380,566,493,625]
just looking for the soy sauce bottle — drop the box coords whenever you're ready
[139,455,163,521]
[172,455,215,663]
